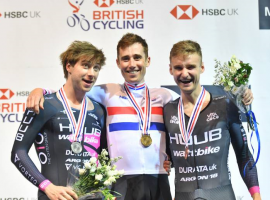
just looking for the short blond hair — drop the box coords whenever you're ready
[170,40,202,62]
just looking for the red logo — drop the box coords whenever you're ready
[94,0,114,7]
[0,89,14,100]
[171,5,199,20]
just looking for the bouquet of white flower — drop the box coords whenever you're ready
[213,55,252,114]
[68,149,124,200]
[213,55,260,174]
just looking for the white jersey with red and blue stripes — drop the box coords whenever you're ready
[87,82,178,175]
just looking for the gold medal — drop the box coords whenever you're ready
[184,146,189,159]
[141,135,152,147]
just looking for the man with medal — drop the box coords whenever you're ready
[25,33,254,200]
[163,40,261,200]
[26,33,177,200]
[11,41,107,200]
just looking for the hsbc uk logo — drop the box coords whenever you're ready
[171,5,199,20]
[171,5,239,20]
[94,0,115,7]
[0,89,14,100]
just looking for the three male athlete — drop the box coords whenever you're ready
[11,41,107,200]
[163,40,261,200]
[25,33,254,200]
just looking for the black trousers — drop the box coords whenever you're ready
[112,174,172,200]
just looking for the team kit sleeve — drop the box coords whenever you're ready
[227,99,260,196]
[11,103,54,192]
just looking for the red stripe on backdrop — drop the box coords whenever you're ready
[107,107,163,116]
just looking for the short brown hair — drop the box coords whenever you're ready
[60,41,106,79]
[170,40,202,62]
[117,33,148,58]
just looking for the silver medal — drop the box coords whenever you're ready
[71,141,82,154]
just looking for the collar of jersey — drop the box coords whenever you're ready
[125,82,146,91]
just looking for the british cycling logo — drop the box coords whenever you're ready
[0,89,14,100]
[170,5,199,20]
[67,0,90,31]
[66,0,144,30]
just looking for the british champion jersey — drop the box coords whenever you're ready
[88,83,178,175]
[11,94,107,199]
[163,94,259,200]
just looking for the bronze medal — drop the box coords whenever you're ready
[184,146,189,159]
[141,135,152,147]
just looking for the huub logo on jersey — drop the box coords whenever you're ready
[170,115,179,124]
[170,128,222,145]
[206,112,219,122]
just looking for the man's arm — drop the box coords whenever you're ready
[27,88,46,114]
[11,106,78,200]
[228,99,260,200]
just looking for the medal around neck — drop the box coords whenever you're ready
[71,141,83,154]
[58,87,88,154]
[124,82,153,148]
[141,134,152,147]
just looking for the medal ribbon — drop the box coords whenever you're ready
[124,82,151,135]
[178,86,206,147]
[58,87,88,142]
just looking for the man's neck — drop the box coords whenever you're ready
[63,82,85,105]
[181,86,210,116]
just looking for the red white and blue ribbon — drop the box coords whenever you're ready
[124,82,151,135]
[58,87,88,142]
[178,86,206,147]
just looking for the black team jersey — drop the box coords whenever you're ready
[163,94,259,200]
[11,93,107,199]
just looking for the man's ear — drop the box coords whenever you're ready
[66,63,72,73]
[146,56,151,68]
[116,58,120,69]
[200,62,205,74]
[169,64,173,75]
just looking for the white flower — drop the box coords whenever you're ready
[95,174,103,181]
[79,168,86,175]
[224,86,231,91]
[108,176,116,183]
[90,166,96,173]
[234,62,241,70]
[107,170,114,177]
[84,162,91,169]
[90,157,97,164]
[106,166,111,171]
[228,81,234,87]
[117,169,125,175]
[104,180,111,186]
[101,149,108,156]
[230,65,237,74]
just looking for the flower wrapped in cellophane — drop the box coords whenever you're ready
[213,55,260,174]
[67,149,124,200]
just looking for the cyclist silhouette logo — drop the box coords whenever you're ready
[93,0,115,7]
[67,0,90,31]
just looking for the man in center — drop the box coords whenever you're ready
[88,33,175,200]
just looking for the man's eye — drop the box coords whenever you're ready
[134,56,141,60]
[83,64,89,68]
[94,65,101,71]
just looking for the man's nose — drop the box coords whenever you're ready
[128,58,135,67]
